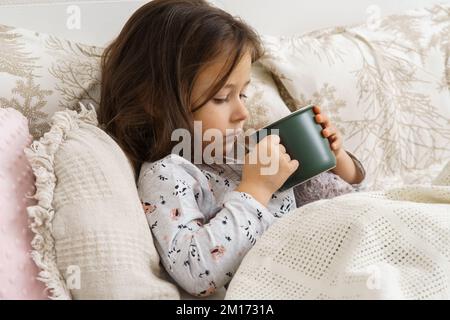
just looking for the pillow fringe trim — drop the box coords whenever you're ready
[23,102,98,300]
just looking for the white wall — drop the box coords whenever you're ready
[0,0,447,47]
[218,0,449,36]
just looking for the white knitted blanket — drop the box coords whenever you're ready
[225,161,450,300]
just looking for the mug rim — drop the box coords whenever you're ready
[260,104,315,130]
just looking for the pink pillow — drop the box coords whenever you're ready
[0,108,47,300]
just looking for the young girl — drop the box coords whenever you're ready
[98,0,366,298]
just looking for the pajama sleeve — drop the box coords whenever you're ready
[345,151,367,192]
[293,150,367,207]
[137,156,275,297]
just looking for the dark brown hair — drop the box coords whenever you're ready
[98,0,264,180]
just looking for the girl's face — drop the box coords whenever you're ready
[191,51,252,157]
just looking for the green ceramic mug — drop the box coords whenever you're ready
[249,104,336,191]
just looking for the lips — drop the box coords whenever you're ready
[224,128,243,137]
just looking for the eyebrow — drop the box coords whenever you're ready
[222,79,251,89]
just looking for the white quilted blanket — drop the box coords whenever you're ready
[225,161,450,299]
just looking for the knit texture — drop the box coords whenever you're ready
[24,103,180,299]
[226,161,450,299]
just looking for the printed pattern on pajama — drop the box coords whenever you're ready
[137,152,366,297]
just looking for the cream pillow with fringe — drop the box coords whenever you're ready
[24,103,180,299]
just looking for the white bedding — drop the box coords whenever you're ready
[225,161,450,299]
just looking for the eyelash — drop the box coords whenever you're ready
[213,94,248,104]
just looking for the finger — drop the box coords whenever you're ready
[283,153,291,162]
[290,159,300,171]
[268,134,280,145]
[259,134,279,150]
[331,137,342,150]
[331,141,341,150]
[313,105,321,114]
[328,125,337,134]
[332,131,341,143]
[322,125,337,138]
[279,144,286,154]
[322,128,332,138]
[328,132,338,144]
[330,134,339,142]
[335,131,341,141]
[315,114,329,126]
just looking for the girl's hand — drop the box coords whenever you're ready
[313,105,343,157]
[312,105,364,184]
[236,134,299,206]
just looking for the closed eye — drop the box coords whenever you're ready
[213,94,248,105]
[213,98,228,104]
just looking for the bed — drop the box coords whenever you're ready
[1,0,449,300]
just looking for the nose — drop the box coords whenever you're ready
[231,98,249,123]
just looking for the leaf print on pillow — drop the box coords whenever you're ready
[259,4,450,190]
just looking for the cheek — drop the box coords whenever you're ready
[193,103,230,132]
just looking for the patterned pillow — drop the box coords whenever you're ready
[244,61,292,131]
[0,23,294,142]
[259,4,450,191]
[23,103,180,299]
[0,23,102,139]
